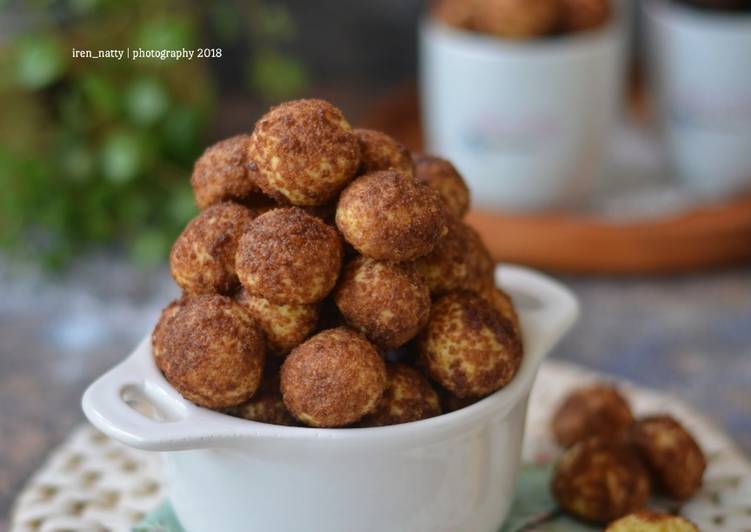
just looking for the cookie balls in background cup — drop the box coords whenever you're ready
[236,207,343,305]
[170,202,256,295]
[646,0,751,201]
[281,327,386,427]
[248,99,360,206]
[152,295,266,409]
[420,0,626,211]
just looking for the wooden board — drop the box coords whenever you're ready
[364,86,751,275]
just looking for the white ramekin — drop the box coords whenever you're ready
[419,10,626,211]
[82,265,578,532]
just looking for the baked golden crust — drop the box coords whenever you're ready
[191,134,261,209]
[280,327,386,427]
[336,170,447,262]
[334,257,431,349]
[415,216,494,296]
[236,207,343,304]
[480,286,521,338]
[248,99,360,206]
[354,128,413,177]
[558,0,611,33]
[629,415,706,500]
[413,154,470,218]
[553,438,651,524]
[606,510,698,532]
[552,385,634,448]
[225,366,297,426]
[359,363,441,427]
[152,294,266,409]
[170,202,256,295]
[473,0,559,38]
[418,291,522,398]
[235,289,318,355]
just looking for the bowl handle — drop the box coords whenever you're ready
[497,265,579,364]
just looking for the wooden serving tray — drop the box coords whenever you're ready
[364,86,751,275]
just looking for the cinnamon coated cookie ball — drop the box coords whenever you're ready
[235,289,318,355]
[418,291,522,398]
[558,0,611,33]
[360,363,441,427]
[552,385,634,448]
[481,286,521,337]
[152,294,266,409]
[191,134,260,209]
[415,216,494,296]
[606,511,698,532]
[226,367,297,426]
[170,202,256,295]
[336,170,447,262]
[236,208,343,304]
[281,328,386,427]
[355,128,413,177]
[473,0,559,39]
[553,438,651,524]
[433,0,476,30]
[413,154,470,219]
[334,257,431,349]
[248,99,360,206]
[629,415,706,500]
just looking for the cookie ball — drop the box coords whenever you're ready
[552,385,634,448]
[334,257,431,349]
[336,170,447,262]
[355,128,413,177]
[413,154,470,218]
[437,387,481,413]
[418,291,523,398]
[629,415,706,500]
[606,511,698,532]
[235,289,318,355]
[559,0,611,33]
[170,202,256,295]
[481,286,521,337]
[553,438,651,524]
[236,208,343,304]
[152,294,266,409]
[191,134,261,209]
[415,216,494,296]
[360,363,441,427]
[248,99,360,206]
[226,367,297,426]
[281,328,386,427]
[433,0,476,30]
[473,0,559,39]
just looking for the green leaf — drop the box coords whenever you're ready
[99,130,145,185]
[16,35,67,90]
[125,78,170,126]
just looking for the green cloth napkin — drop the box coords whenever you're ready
[134,463,596,532]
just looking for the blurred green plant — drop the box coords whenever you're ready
[0,0,308,269]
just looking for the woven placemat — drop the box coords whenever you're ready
[10,360,751,532]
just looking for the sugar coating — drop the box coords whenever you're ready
[354,128,413,177]
[248,99,360,206]
[335,257,430,348]
[413,154,470,219]
[236,208,343,304]
[226,367,297,426]
[170,202,256,295]
[191,134,261,209]
[360,363,441,427]
[336,170,447,262]
[418,291,522,398]
[552,385,634,448]
[553,437,651,524]
[152,295,266,409]
[281,327,386,427]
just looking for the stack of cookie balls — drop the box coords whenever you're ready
[433,0,612,39]
[153,98,524,429]
[549,384,706,528]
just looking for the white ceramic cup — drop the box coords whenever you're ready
[82,265,578,532]
[646,0,751,200]
[419,11,626,212]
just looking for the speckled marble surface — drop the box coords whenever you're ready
[0,257,749,528]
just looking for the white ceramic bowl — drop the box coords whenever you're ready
[82,265,578,532]
[419,10,626,211]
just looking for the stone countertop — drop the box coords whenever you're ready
[1,257,750,527]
